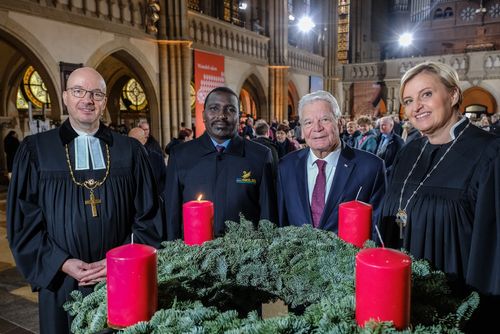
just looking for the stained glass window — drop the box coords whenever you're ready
[190,82,196,111]
[16,87,29,109]
[120,98,127,111]
[22,66,51,108]
[222,0,243,26]
[337,0,350,64]
[121,78,148,111]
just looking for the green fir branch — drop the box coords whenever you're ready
[65,216,477,333]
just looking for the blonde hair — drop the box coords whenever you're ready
[399,61,463,110]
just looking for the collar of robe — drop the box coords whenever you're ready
[59,119,113,146]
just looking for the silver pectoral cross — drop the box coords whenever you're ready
[396,209,407,239]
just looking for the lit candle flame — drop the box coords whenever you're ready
[197,194,203,201]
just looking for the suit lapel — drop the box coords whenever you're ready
[297,150,313,224]
[199,132,218,155]
[319,145,355,228]
[226,134,245,156]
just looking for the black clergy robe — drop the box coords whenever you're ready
[165,132,277,240]
[7,120,161,334]
[379,119,500,331]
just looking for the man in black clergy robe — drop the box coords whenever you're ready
[165,87,277,240]
[7,67,161,334]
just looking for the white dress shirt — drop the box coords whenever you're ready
[307,147,341,204]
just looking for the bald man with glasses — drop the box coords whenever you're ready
[7,67,162,334]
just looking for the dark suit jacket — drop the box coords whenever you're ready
[253,137,279,177]
[165,132,277,240]
[277,143,386,233]
[376,133,404,171]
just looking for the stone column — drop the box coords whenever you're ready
[269,66,288,122]
[386,82,401,116]
[158,0,192,144]
[343,83,351,117]
[268,0,288,122]
[322,0,338,94]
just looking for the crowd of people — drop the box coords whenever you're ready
[5,61,500,334]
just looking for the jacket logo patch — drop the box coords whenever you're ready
[236,170,256,184]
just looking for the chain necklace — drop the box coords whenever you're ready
[65,143,110,217]
[396,121,470,239]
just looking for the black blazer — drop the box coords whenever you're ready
[165,132,277,240]
[376,133,405,171]
[277,144,386,233]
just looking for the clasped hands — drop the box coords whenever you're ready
[62,258,106,286]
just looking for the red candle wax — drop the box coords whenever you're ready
[338,200,372,248]
[355,248,411,330]
[183,199,214,245]
[106,244,157,329]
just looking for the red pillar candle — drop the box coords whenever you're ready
[106,244,157,329]
[338,200,372,248]
[183,198,214,245]
[355,248,412,330]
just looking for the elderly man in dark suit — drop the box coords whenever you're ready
[165,87,277,240]
[376,115,405,173]
[277,90,386,232]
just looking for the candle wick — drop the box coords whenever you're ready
[374,223,385,248]
[131,233,134,245]
[355,186,362,201]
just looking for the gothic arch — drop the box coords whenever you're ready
[90,49,159,138]
[461,86,497,115]
[0,23,61,173]
[0,23,62,120]
[287,80,300,120]
[239,73,268,121]
[87,41,160,138]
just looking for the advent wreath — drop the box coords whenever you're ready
[64,217,478,333]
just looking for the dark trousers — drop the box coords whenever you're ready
[38,276,94,334]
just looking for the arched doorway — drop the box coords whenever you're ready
[376,99,387,117]
[0,33,60,126]
[399,104,405,120]
[0,28,60,174]
[239,74,267,120]
[95,50,159,137]
[287,81,299,121]
[461,86,497,121]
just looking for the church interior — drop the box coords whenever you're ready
[1,0,500,332]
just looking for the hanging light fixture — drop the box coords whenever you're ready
[297,16,315,33]
[239,2,248,10]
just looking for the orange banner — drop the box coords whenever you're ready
[194,50,225,137]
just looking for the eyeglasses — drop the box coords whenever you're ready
[67,87,106,101]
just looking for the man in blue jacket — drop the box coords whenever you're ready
[376,116,404,174]
[277,90,386,232]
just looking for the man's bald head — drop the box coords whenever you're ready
[128,127,147,145]
[63,67,107,133]
[66,67,106,93]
